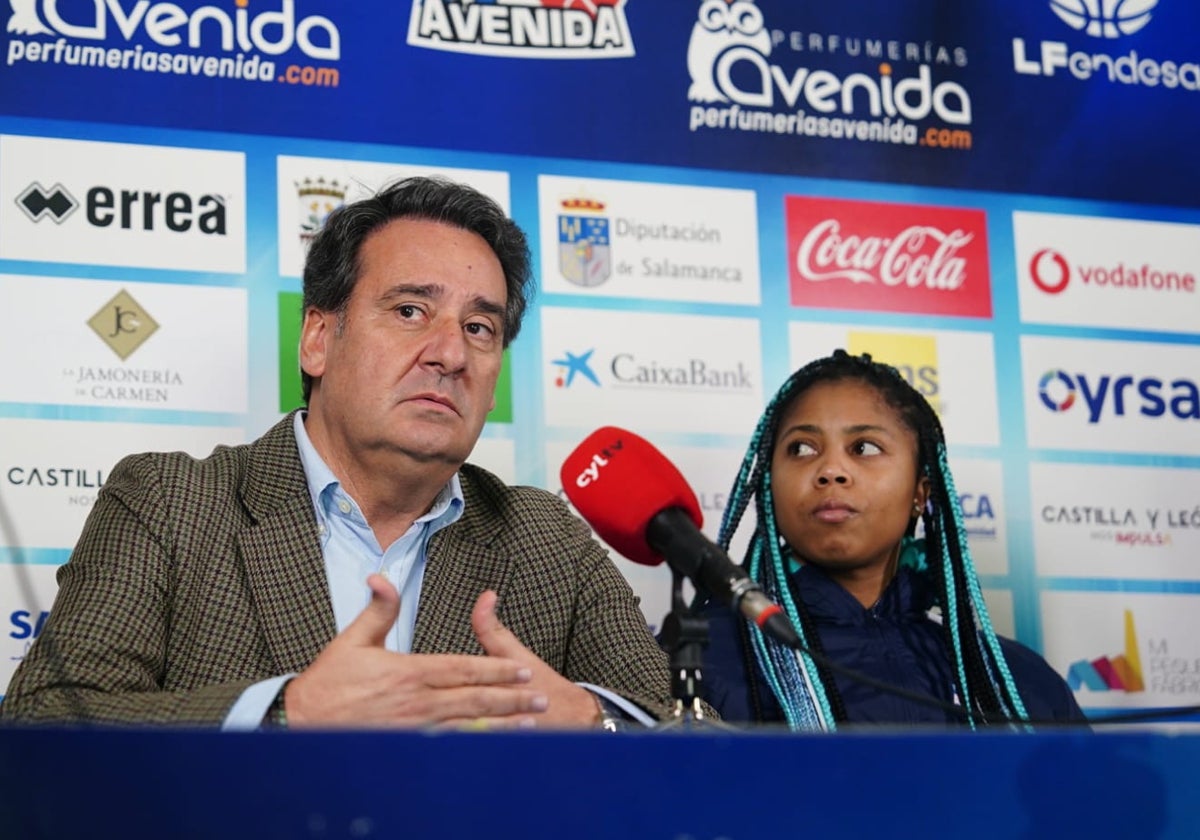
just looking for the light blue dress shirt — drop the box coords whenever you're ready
[222,412,653,729]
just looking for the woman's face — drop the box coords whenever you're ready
[770,379,929,576]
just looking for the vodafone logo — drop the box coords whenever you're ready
[1028,248,1196,297]
[786,196,992,317]
[1030,248,1071,294]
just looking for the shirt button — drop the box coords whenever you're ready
[337,499,351,514]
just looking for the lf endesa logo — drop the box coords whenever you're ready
[786,195,992,317]
[1038,368,1200,423]
[1029,248,1197,296]
[1013,0,1200,92]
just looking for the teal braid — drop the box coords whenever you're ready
[935,443,1031,726]
[745,536,827,730]
[931,469,978,728]
[717,384,834,730]
[757,480,836,730]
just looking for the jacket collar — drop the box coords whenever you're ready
[788,562,936,627]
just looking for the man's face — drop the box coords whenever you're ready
[300,217,507,467]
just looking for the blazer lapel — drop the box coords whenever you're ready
[237,414,337,673]
[412,476,511,655]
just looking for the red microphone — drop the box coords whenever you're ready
[561,426,801,649]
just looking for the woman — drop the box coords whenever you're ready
[700,350,1084,729]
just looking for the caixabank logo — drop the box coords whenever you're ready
[1013,0,1199,92]
[0,135,246,273]
[686,1,974,151]
[407,0,634,59]
[5,0,341,88]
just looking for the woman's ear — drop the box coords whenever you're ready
[914,476,931,517]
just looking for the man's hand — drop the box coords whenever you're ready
[284,574,549,728]
[472,589,604,729]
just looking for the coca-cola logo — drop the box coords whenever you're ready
[785,196,992,318]
[795,219,973,290]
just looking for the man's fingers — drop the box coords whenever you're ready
[339,573,401,648]
[471,590,534,663]
[417,654,533,689]
[423,686,549,723]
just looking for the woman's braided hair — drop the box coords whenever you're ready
[717,349,1030,729]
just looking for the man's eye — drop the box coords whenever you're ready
[397,304,419,318]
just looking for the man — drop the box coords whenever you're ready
[2,177,673,729]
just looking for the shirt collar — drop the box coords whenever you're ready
[292,410,464,532]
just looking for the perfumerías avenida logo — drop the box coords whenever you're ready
[1015,0,1199,92]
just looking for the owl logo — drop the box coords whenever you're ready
[687,0,773,103]
[8,0,52,35]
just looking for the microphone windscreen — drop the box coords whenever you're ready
[560,426,703,566]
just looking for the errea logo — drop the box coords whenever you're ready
[0,135,245,274]
[1049,0,1156,39]
[16,182,78,223]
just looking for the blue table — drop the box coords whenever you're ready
[1,725,1194,838]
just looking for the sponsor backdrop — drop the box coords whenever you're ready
[1,0,1198,723]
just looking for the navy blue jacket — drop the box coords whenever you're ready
[698,564,1086,728]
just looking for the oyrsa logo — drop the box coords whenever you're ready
[1029,248,1196,296]
[1036,368,1200,423]
[786,196,992,317]
[407,0,634,59]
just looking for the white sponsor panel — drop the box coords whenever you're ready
[0,419,244,551]
[0,563,60,695]
[788,322,1001,446]
[277,156,510,277]
[1031,463,1200,580]
[538,175,760,304]
[467,437,516,486]
[542,307,763,435]
[1021,336,1200,456]
[0,275,248,412]
[546,440,757,631]
[1041,591,1200,709]
[916,458,1008,575]
[0,135,244,273]
[1014,211,1199,333]
[981,588,1015,641]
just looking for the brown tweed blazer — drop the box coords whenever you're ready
[1,414,674,725]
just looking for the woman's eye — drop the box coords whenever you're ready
[854,440,883,456]
[787,440,815,456]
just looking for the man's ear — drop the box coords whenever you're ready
[299,307,332,380]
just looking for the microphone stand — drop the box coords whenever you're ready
[656,569,736,731]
